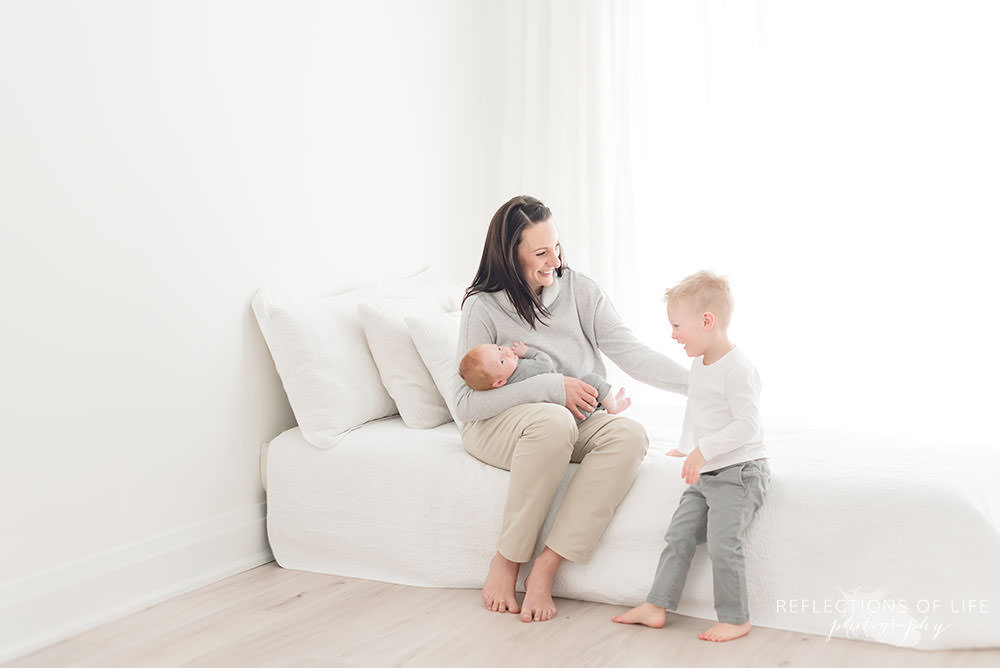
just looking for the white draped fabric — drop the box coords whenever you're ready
[486,1,999,443]
[479,0,640,315]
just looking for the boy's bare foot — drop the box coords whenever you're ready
[601,387,631,414]
[699,621,751,642]
[520,547,562,622]
[482,551,520,613]
[611,602,666,628]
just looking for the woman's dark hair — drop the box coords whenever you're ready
[463,195,566,329]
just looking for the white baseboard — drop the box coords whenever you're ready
[0,503,272,665]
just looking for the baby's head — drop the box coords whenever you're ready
[664,271,734,357]
[459,343,519,390]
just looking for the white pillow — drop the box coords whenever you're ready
[252,269,457,449]
[360,296,457,429]
[406,311,463,428]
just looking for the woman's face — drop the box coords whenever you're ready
[517,220,561,295]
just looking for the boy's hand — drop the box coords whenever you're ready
[681,447,706,485]
[511,341,528,358]
[665,449,685,457]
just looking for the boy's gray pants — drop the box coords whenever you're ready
[646,458,771,624]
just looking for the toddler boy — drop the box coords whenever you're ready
[612,270,770,642]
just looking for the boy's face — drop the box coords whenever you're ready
[667,300,713,358]
[477,344,519,386]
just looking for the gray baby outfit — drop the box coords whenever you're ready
[507,347,611,424]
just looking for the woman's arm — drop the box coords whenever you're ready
[581,276,689,395]
[452,297,565,424]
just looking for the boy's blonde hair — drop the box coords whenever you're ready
[664,270,734,331]
[459,345,496,391]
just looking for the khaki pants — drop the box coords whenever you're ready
[461,402,649,563]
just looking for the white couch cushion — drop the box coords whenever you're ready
[406,311,463,427]
[264,407,1000,650]
[360,296,457,429]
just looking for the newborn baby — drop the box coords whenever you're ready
[458,341,630,422]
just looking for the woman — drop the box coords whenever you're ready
[454,195,689,623]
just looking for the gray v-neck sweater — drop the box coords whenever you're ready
[453,268,688,425]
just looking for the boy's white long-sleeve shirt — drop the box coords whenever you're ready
[678,346,767,472]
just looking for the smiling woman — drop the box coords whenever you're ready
[464,196,562,329]
[516,221,562,294]
[452,195,689,623]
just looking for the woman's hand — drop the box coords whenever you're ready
[564,377,599,420]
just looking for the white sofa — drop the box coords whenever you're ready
[253,271,1000,651]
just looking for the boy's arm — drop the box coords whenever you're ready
[696,366,762,461]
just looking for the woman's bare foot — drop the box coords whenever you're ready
[520,547,563,622]
[611,602,666,628]
[699,621,751,642]
[601,387,631,414]
[482,551,520,613]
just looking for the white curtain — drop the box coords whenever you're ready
[485,0,998,443]
[479,0,641,318]
[624,0,1000,442]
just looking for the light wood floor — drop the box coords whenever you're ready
[8,562,999,668]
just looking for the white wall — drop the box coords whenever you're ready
[0,0,488,657]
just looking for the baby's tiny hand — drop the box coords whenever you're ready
[665,449,685,457]
[511,341,528,357]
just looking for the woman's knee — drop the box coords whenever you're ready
[521,403,578,443]
[608,417,650,459]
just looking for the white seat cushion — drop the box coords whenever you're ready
[264,400,1000,650]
